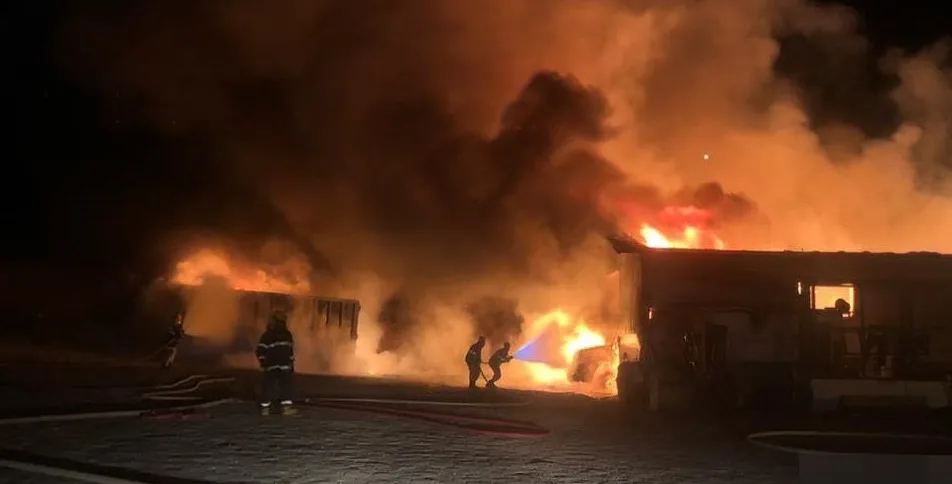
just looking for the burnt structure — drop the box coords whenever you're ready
[160,284,360,368]
[175,285,360,339]
[612,238,952,410]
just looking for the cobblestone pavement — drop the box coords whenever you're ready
[1,396,797,484]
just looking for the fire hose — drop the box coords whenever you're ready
[140,374,235,401]
[303,397,548,438]
[0,374,548,481]
[0,446,248,484]
[307,396,531,407]
[0,375,237,483]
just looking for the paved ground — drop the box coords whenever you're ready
[1,399,797,483]
[0,361,798,483]
[4,360,949,483]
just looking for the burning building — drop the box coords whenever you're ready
[156,282,360,371]
[612,238,952,412]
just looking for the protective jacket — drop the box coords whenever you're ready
[489,348,512,367]
[465,342,483,365]
[256,327,295,372]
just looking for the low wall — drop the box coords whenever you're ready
[749,431,952,484]
[811,379,951,412]
[800,453,952,484]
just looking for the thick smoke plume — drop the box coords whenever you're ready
[59,0,952,380]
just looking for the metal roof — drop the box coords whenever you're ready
[609,237,952,283]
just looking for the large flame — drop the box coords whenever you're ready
[172,248,311,294]
[640,223,726,249]
[168,202,720,397]
[513,309,616,393]
[508,204,729,394]
[627,204,728,250]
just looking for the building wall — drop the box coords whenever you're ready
[617,252,640,333]
[640,272,800,310]
[845,282,952,363]
[629,261,952,367]
[631,264,802,365]
[859,284,904,328]
[911,285,952,363]
[708,311,799,363]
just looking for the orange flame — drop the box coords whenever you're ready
[517,309,612,390]
[614,202,728,250]
[639,223,726,249]
[172,249,311,294]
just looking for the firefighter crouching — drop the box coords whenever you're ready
[486,342,513,389]
[465,336,486,389]
[256,310,297,416]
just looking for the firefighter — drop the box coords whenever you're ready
[162,312,185,369]
[486,342,513,389]
[465,336,486,389]
[256,310,297,416]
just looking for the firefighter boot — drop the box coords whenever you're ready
[260,405,271,416]
[282,406,298,417]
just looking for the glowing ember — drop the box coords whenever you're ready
[172,249,310,294]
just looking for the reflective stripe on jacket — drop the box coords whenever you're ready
[256,329,295,370]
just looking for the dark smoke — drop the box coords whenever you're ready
[72,1,952,366]
[57,0,643,287]
[57,1,673,362]
[465,297,526,348]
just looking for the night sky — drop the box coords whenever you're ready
[5,0,951,286]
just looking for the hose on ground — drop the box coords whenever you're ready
[140,374,235,402]
[0,447,250,484]
[0,398,236,426]
[0,374,238,482]
[305,397,539,425]
[304,396,531,407]
[303,399,549,438]
[0,372,546,484]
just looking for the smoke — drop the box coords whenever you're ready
[58,0,952,378]
[181,278,240,346]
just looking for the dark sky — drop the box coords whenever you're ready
[7,1,292,275]
[4,0,951,280]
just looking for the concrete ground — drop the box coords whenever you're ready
[0,360,806,483]
[4,355,951,483]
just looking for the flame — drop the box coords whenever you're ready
[172,248,311,294]
[171,250,634,396]
[640,223,726,249]
[615,203,728,250]
[515,309,615,392]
